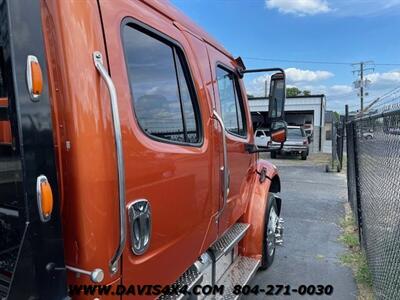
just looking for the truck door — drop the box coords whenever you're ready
[0,0,67,299]
[206,45,254,235]
[96,0,218,286]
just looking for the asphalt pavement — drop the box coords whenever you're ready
[245,154,358,300]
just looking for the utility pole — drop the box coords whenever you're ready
[360,62,364,111]
[352,61,374,112]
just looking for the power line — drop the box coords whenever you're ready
[345,86,400,112]
[364,86,400,112]
[243,57,400,66]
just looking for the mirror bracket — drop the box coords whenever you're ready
[245,143,283,154]
[241,67,285,76]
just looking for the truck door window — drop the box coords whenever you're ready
[122,25,201,144]
[216,67,246,137]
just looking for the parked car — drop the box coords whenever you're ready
[255,129,271,148]
[271,126,309,160]
[362,129,374,139]
[0,1,288,299]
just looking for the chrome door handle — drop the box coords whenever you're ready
[212,110,229,219]
[93,51,126,274]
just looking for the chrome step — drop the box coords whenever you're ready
[211,256,260,300]
[210,223,250,260]
[0,273,10,298]
[158,265,203,300]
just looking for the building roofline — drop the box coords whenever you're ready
[248,94,326,100]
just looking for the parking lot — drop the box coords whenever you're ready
[246,154,358,299]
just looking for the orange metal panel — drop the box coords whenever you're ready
[0,98,11,144]
[41,0,121,286]
[0,121,11,144]
[240,159,279,259]
[205,44,255,236]
[97,0,220,289]
[38,0,273,293]
[0,97,8,106]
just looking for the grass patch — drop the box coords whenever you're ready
[339,203,374,299]
[339,231,360,249]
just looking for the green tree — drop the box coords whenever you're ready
[334,111,340,121]
[286,87,302,97]
[303,90,311,96]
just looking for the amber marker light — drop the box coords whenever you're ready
[271,129,286,143]
[36,175,53,222]
[26,55,43,101]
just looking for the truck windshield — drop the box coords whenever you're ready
[0,20,25,298]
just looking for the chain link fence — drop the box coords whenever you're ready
[346,108,400,299]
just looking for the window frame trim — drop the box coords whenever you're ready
[215,63,248,139]
[120,17,204,147]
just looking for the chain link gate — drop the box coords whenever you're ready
[327,117,345,172]
[346,108,400,299]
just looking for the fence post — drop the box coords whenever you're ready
[345,106,350,199]
[339,117,344,169]
[331,118,336,170]
[352,122,364,247]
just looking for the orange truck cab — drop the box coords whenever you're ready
[0,1,287,299]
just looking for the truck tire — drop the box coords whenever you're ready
[270,151,277,159]
[260,194,279,270]
[301,151,307,160]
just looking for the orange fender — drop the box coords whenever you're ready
[240,158,281,260]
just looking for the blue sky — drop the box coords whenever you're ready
[170,0,400,112]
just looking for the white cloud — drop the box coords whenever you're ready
[329,85,353,95]
[285,68,334,83]
[245,67,334,96]
[244,69,400,111]
[265,0,400,17]
[366,71,400,89]
[266,0,331,16]
[330,0,400,17]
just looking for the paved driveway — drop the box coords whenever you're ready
[245,155,357,299]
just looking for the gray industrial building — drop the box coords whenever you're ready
[249,95,326,152]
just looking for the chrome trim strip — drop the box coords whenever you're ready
[212,110,229,219]
[36,175,51,222]
[0,207,19,217]
[93,51,126,274]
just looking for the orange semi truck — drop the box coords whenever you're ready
[0,0,288,299]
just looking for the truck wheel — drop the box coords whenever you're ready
[270,151,277,159]
[301,151,307,160]
[260,194,279,270]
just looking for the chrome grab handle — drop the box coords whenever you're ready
[93,51,126,274]
[212,110,229,218]
[65,265,104,283]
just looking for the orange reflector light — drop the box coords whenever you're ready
[37,175,53,222]
[26,55,43,100]
[271,129,286,143]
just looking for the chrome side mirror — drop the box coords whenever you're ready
[268,72,286,122]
